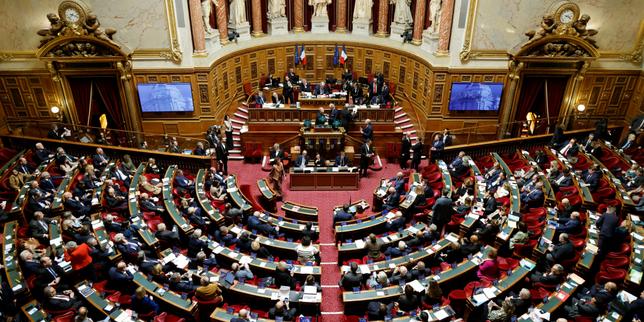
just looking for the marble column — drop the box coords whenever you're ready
[437,0,454,53]
[293,0,305,32]
[411,0,426,45]
[215,0,230,44]
[375,0,390,37]
[251,0,264,36]
[188,0,207,53]
[336,0,347,32]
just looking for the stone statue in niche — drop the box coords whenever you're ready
[572,14,598,48]
[84,14,119,48]
[428,0,442,34]
[268,0,286,19]
[524,14,556,44]
[390,0,413,26]
[229,0,248,24]
[309,0,332,17]
[201,0,216,37]
[352,0,372,21]
[37,13,65,48]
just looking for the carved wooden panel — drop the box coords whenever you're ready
[577,72,640,120]
[0,73,59,121]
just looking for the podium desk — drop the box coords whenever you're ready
[289,168,359,191]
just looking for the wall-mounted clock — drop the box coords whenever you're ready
[58,0,90,25]
[554,2,580,26]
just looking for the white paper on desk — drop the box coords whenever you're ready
[270,292,279,300]
[239,255,252,265]
[230,226,242,235]
[12,284,22,291]
[389,263,396,269]
[257,288,266,294]
[259,262,267,267]
[163,253,176,264]
[376,291,385,296]
[385,213,396,220]
[359,265,371,274]
[51,237,62,246]
[472,293,488,306]
[408,226,419,234]
[300,266,314,274]
[354,239,366,249]
[303,286,317,294]
[381,236,390,243]
[569,273,584,285]
[434,309,449,320]
[483,287,498,299]
[28,307,38,315]
[445,234,458,244]
[340,266,350,273]
[586,243,598,254]
[213,246,225,254]
[104,304,114,311]
[537,310,550,320]
[173,255,190,269]
[407,280,424,293]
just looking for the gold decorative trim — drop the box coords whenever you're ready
[460,0,644,64]
[131,0,182,64]
[0,51,38,62]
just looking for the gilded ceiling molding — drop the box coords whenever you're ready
[131,0,183,64]
[618,39,643,64]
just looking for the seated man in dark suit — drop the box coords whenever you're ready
[169,272,197,294]
[108,261,135,292]
[34,142,53,165]
[63,191,91,217]
[339,262,363,291]
[268,300,297,320]
[35,256,71,293]
[584,165,602,192]
[187,229,209,258]
[29,211,51,245]
[333,204,354,223]
[521,182,544,206]
[247,212,277,236]
[39,172,57,195]
[389,172,406,195]
[546,233,574,267]
[294,150,309,168]
[384,241,408,258]
[214,226,238,246]
[255,91,266,106]
[139,193,165,215]
[449,151,470,177]
[551,167,573,192]
[335,151,350,167]
[383,187,400,211]
[555,211,582,235]
[559,138,580,158]
[530,264,566,285]
[155,223,180,245]
[174,169,195,194]
[43,286,83,311]
[274,261,296,289]
[315,107,327,126]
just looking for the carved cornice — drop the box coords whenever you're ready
[619,39,643,64]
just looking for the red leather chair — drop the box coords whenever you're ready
[447,289,467,313]
[193,295,223,322]
[607,243,631,257]
[52,310,75,322]
[596,267,626,284]
[155,312,187,322]
[600,256,629,269]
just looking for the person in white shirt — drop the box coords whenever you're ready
[296,236,319,264]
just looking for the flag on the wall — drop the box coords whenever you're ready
[333,44,339,66]
[340,45,348,65]
[294,45,300,65]
[300,45,307,66]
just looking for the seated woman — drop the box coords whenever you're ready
[139,175,162,196]
[367,271,390,289]
[208,180,227,211]
[494,182,511,199]
[455,196,473,215]
[487,298,515,322]
[477,249,500,282]
[131,287,160,316]
[421,278,443,308]
[454,177,474,201]
[396,284,419,313]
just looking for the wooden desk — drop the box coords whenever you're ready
[625,216,644,291]
[335,213,387,241]
[90,217,121,261]
[337,222,426,263]
[11,161,50,213]
[281,201,318,221]
[76,281,128,321]
[127,163,159,248]
[587,153,636,208]
[229,225,317,260]
[196,169,225,224]
[21,300,49,322]
[460,158,485,236]
[517,274,584,321]
[289,170,359,191]
[94,161,115,209]
[3,221,28,296]
[256,211,319,238]
[575,211,599,275]
[133,271,197,314]
[51,170,77,212]
[211,308,273,322]
[162,165,193,235]
[0,149,25,178]
[298,93,347,106]
[247,105,395,124]
[225,175,253,212]
[520,150,556,204]
[257,178,277,212]
[438,160,453,197]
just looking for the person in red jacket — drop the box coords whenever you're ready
[64,241,94,281]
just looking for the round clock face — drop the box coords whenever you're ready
[559,9,575,24]
[65,8,81,23]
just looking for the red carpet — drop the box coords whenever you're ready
[228,158,403,320]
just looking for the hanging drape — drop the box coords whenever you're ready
[515,77,544,134]
[94,77,124,130]
[544,77,568,131]
[68,77,92,126]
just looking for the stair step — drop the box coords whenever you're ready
[400,124,414,129]
[234,112,248,119]
[394,107,403,112]
[407,130,417,135]
[230,149,241,154]
[394,112,407,119]
[232,125,242,130]
[395,118,410,124]
[238,107,248,113]
[231,119,245,125]
[229,155,244,160]
[233,131,240,135]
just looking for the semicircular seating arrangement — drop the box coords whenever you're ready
[3,128,642,322]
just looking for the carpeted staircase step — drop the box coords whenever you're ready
[394,107,403,113]
[234,112,248,119]
[394,112,407,119]
[394,118,410,124]
[238,107,248,113]
[231,119,245,125]
[400,123,413,129]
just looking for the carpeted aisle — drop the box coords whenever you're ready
[228,159,402,321]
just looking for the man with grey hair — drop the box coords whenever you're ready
[232,261,254,281]
[155,222,180,245]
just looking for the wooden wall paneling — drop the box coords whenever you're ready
[576,71,640,122]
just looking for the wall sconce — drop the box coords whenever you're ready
[576,104,586,113]
[50,106,63,121]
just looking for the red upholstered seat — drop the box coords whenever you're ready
[601,256,629,269]
[596,267,626,284]
[155,312,187,322]
[448,289,467,313]
[52,310,75,322]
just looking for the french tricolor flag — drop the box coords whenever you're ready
[300,45,307,66]
[340,45,348,65]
